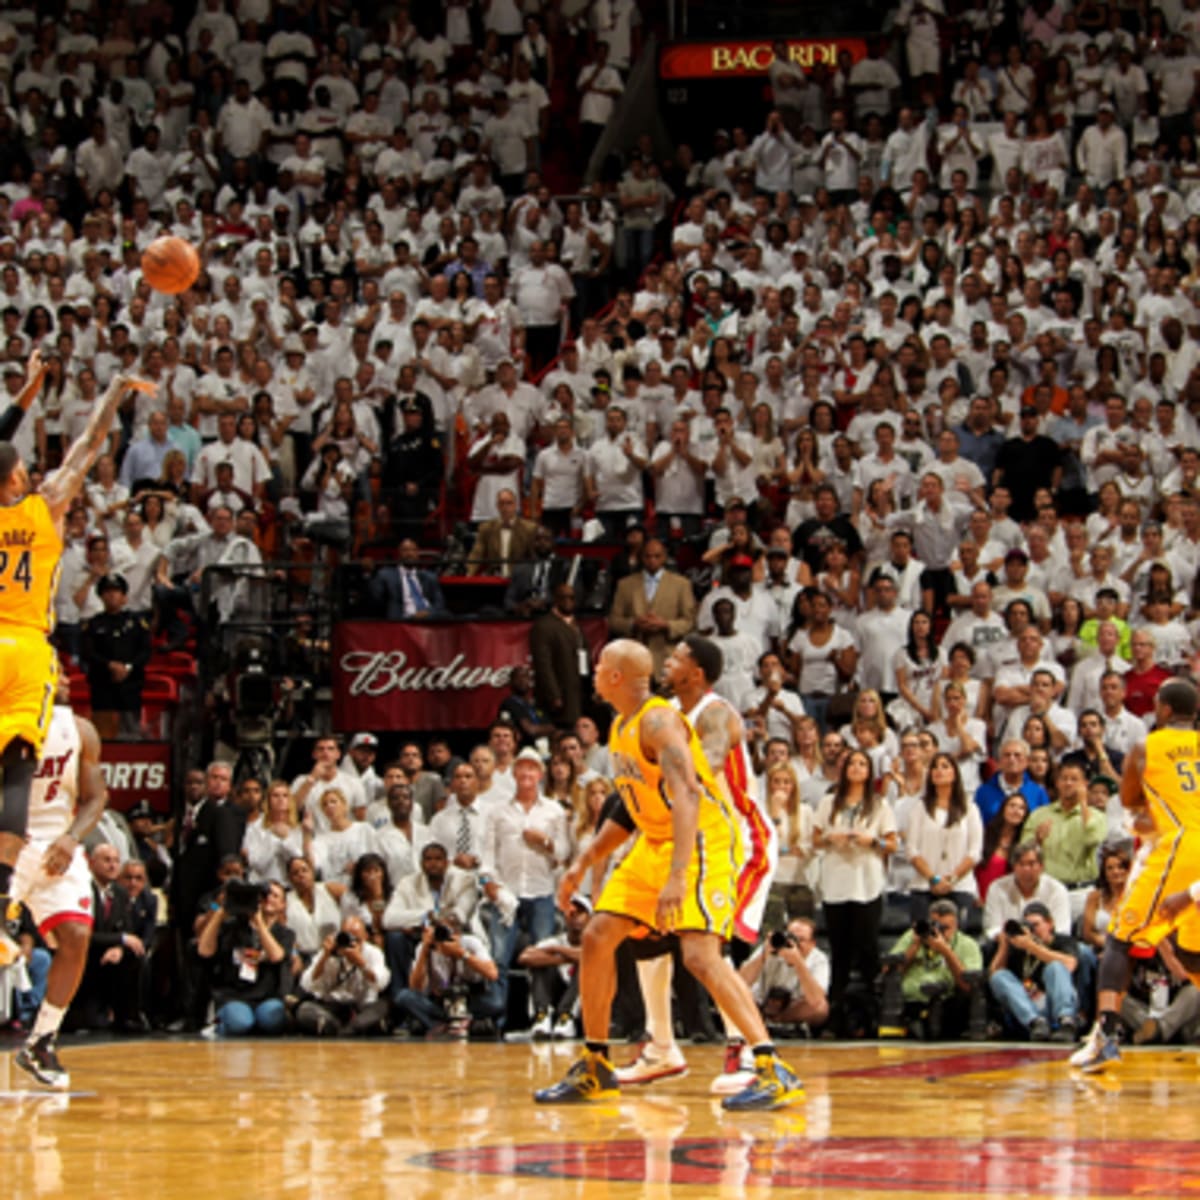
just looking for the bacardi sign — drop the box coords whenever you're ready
[332,619,609,731]
[659,38,867,81]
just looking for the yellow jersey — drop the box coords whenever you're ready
[0,493,61,635]
[608,695,737,844]
[1142,726,1200,837]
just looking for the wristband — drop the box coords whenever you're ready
[1189,881,1200,904]
[930,875,941,886]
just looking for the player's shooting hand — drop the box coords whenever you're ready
[1158,890,1195,923]
[655,869,687,931]
[41,833,78,877]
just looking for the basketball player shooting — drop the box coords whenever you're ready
[0,368,147,935]
[12,670,109,1089]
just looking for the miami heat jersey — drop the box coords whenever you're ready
[28,704,79,841]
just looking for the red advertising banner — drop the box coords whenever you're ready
[332,619,610,732]
[660,38,867,80]
[100,741,172,814]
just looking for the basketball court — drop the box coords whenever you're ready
[6,1039,1197,1198]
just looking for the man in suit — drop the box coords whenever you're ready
[368,537,447,620]
[467,488,538,577]
[68,843,146,1031]
[608,539,698,676]
[531,583,592,728]
[504,526,570,617]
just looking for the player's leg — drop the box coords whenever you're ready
[534,911,635,1104]
[677,930,804,1111]
[615,952,689,1084]
[1070,932,1136,1071]
[15,917,90,1090]
[0,736,39,896]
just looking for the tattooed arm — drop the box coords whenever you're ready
[42,373,142,523]
[692,699,744,780]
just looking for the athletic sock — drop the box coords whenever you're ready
[0,862,11,895]
[1099,1011,1121,1038]
[585,1040,609,1059]
[636,955,676,1055]
[751,1042,776,1060]
[30,1001,66,1044]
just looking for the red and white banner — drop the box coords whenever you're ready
[659,38,867,80]
[100,741,172,814]
[333,619,608,732]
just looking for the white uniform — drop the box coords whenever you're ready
[677,692,778,941]
[14,704,93,934]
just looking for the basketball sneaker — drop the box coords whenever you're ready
[15,1036,70,1090]
[710,1040,756,1095]
[534,1049,620,1104]
[0,895,19,966]
[551,1013,577,1040]
[721,1053,805,1111]
[1068,1022,1121,1073]
[530,1011,554,1040]
[614,1042,688,1085]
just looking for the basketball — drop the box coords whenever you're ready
[141,236,201,295]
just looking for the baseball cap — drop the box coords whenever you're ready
[1004,548,1029,564]
[1019,405,1039,418]
[766,546,789,557]
[728,553,755,568]
[570,894,593,914]
[127,800,156,822]
[97,572,128,594]
[514,747,545,768]
[349,732,379,751]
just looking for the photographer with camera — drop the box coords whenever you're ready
[196,878,295,1037]
[295,915,392,1037]
[880,899,985,1041]
[392,911,503,1039]
[988,901,1080,1042]
[738,918,829,1035]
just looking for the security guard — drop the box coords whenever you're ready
[80,573,152,740]
[384,397,444,536]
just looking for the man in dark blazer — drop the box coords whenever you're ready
[504,526,571,617]
[467,488,538,576]
[608,538,698,677]
[68,843,145,1031]
[368,537,447,620]
[530,584,592,728]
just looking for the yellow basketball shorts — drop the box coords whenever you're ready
[0,632,57,755]
[596,822,738,937]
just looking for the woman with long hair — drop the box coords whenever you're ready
[787,590,858,734]
[844,689,898,763]
[339,851,393,948]
[763,764,815,928]
[940,641,990,723]
[884,728,929,895]
[906,751,983,922]
[1080,843,1131,952]
[243,781,305,885]
[976,793,1030,901]
[813,749,896,1035]
[891,609,944,727]
[798,539,860,632]
[544,751,583,814]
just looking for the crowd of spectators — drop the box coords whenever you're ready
[5,0,1200,1048]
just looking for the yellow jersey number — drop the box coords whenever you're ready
[0,548,34,593]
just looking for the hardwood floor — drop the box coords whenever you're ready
[5,1038,1196,1199]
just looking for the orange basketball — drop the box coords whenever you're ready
[141,236,201,295]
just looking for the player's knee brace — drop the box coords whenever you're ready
[0,737,36,836]
[1096,933,1135,994]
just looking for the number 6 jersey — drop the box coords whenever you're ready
[28,703,80,842]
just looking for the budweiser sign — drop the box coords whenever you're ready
[332,619,608,731]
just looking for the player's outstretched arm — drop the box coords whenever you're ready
[42,374,148,521]
[556,816,630,914]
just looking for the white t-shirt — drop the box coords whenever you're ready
[814,790,897,903]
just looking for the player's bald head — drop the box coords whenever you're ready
[600,638,654,683]
[1158,678,1199,721]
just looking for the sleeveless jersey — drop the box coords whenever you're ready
[609,695,736,843]
[1142,726,1200,838]
[678,691,775,851]
[28,703,80,841]
[0,493,61,634]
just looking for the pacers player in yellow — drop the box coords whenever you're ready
[1071,678,1200,1071]
[0,365,143,935]
[534,639,803,1110]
